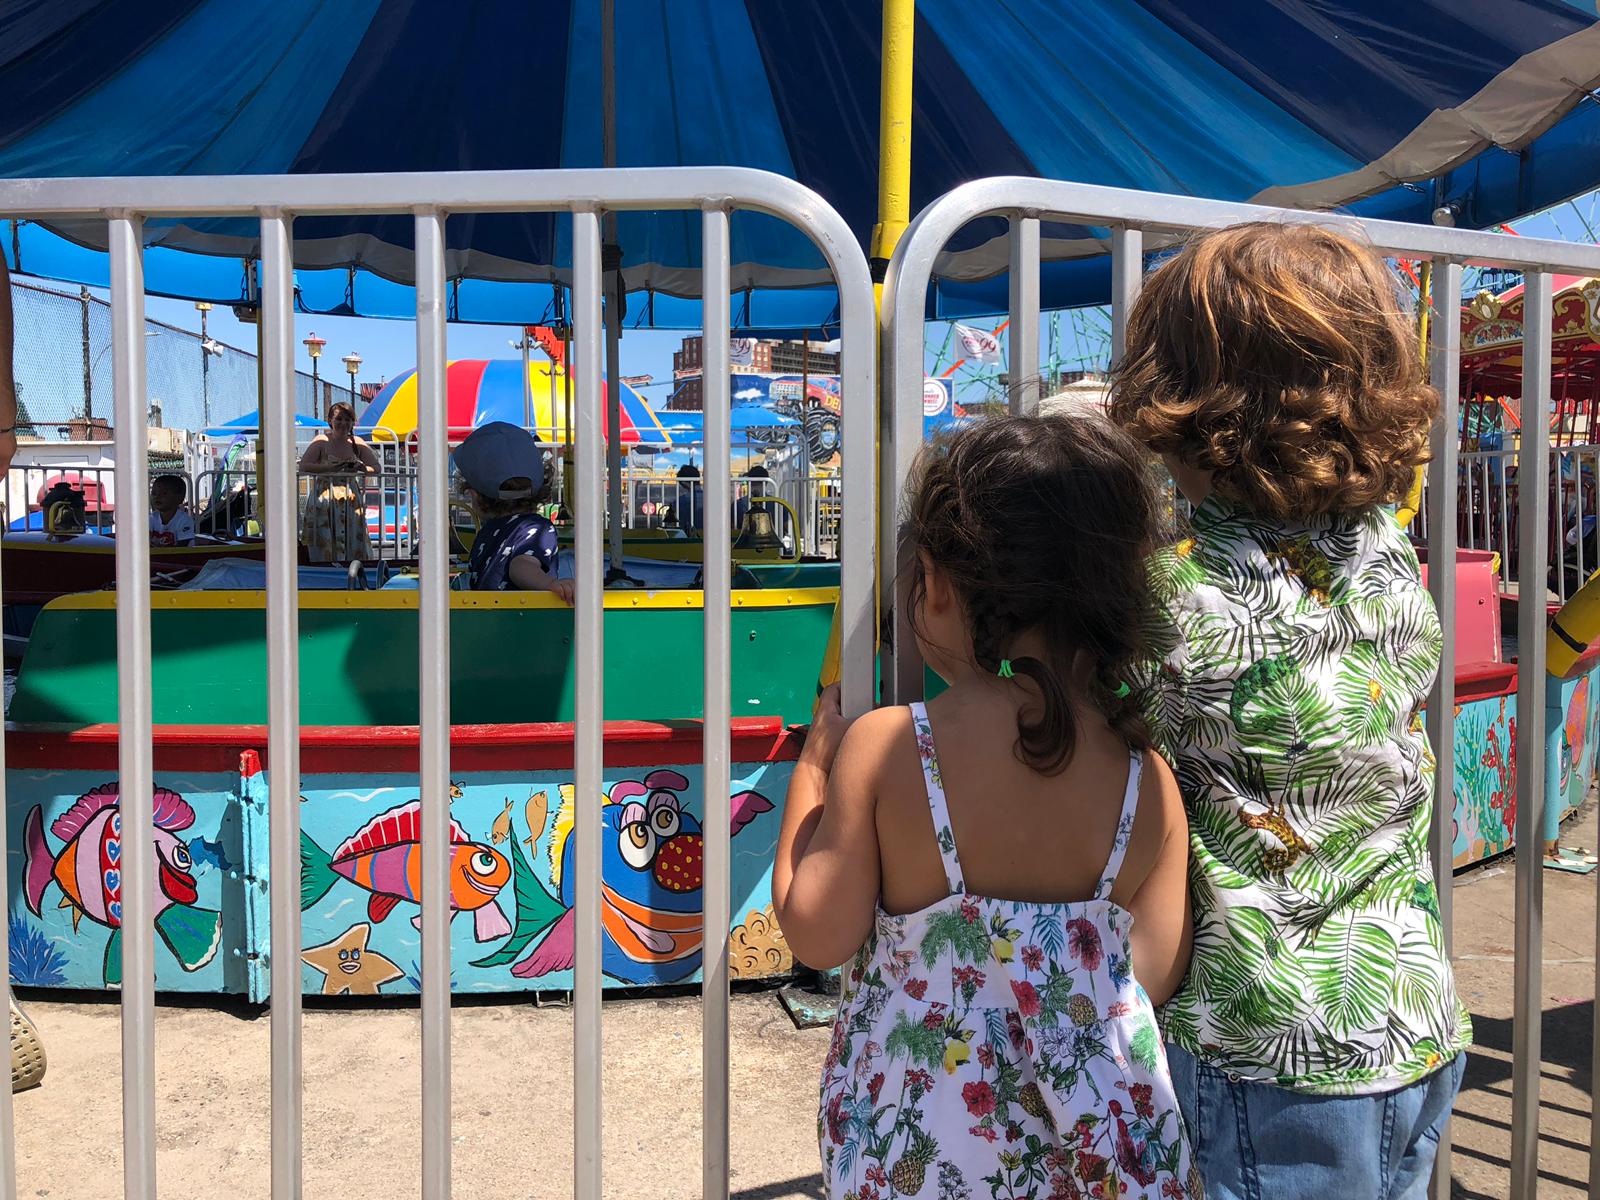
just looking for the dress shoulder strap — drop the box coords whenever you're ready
[908,702,964,895]
[1093,751,1144,901]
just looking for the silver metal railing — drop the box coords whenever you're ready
[0,167,876,1200]
[1407,444,1600,607]
[881,177,1600,1200]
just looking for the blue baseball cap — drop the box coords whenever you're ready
[452,421,543,499]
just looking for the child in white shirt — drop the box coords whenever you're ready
[149,474,195,546]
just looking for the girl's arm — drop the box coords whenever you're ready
[1124,752,1193,1006]
[353,438,380,473]
[773,687,883,969]
[297,438,327,474]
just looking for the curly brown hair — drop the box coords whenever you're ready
[902,413,1159,774]
[1107,222,1438,520]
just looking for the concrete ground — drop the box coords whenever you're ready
[10,809,1599,1200]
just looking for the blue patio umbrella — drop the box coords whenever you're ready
[1,1,1597,329]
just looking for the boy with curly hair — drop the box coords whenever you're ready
[1111,222,1468,1200]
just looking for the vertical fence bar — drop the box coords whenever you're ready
[1576,449,1586,588]
[414,209,452,1200]
[1512,270,1552,1200]
[261,211,304,1200]
[0,321,12,1200]
[700,206,733,1200]
[1424,258,1461,1200]
[110,214,157,1200]
[1501,462,1512,582]
[1007,216,1039,415]
[881,238,929,707]
[572,208,605,1200]
[1109,228,1143,364]
[837,255,875,719]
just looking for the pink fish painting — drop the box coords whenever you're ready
[23,784,222,985]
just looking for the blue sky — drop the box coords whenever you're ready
[83,188,1600,419]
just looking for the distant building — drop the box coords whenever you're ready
[670,335,840,410]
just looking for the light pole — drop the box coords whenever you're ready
[303,331,326,416]
[509,329,534,432]
[341,351,363,409]
[195,301,213,427]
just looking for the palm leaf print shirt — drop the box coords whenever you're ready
[1137,493,1471,1095]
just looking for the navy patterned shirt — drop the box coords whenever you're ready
[467,512,559,591]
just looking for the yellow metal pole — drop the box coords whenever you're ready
[869,0,916,279]
[819,0,916,696]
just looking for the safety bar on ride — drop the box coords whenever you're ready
[0,166,876,1200]
[881,176,1600,1200]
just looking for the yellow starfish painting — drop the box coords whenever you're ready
[301,922,403,996]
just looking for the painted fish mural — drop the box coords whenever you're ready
[22,784,222,985]
[300,799,513,942]
[504,770,773,985]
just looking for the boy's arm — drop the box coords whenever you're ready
[506,524,572,601]
[506,553,574,603]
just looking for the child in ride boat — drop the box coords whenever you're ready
[149,474,195,546]
[454,421,572,602]
[777,414,1196,1200]
[1110,222,1468,1200]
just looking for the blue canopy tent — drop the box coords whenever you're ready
[2,0,1598,330]
[200,411,326,438]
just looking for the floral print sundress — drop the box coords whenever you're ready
[820,703,1198,1200]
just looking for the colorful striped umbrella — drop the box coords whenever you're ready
[355,359,671,447]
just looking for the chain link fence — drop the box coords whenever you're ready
[10,277,327,437]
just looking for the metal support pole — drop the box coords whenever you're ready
[869,0,916,274]
[261,212,304,1200]
[414,209,452,1200]
[80,285,93,422]
[1007,216,1039,415]
[521,330,532,431]
[1512,269,1552,1200]
[601,0,624,575]
[1109,228,1143,364]
[1424,258,1462,1200]
[700,207,733,1200]
[572,208,606,1200]
[110,213,157,1200]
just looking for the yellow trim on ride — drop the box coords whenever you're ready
[1549,568,1600,678]
[42,586,841,614]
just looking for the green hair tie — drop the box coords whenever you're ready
[997,659,1015,679]
[1114,681,1131,698]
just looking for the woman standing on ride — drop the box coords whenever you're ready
[299,401,378,563]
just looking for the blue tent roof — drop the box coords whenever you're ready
[201,410,326,437]
[3,0,1598,330]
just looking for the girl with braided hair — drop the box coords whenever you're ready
[777,413,1196,1199]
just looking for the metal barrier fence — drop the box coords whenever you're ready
[0,460,421,562]
[1407,444,1600,606]
[0,167,876,1200]
[882,177,1600,1199]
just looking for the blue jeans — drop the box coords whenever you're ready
[1167,1045,1465,1200]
